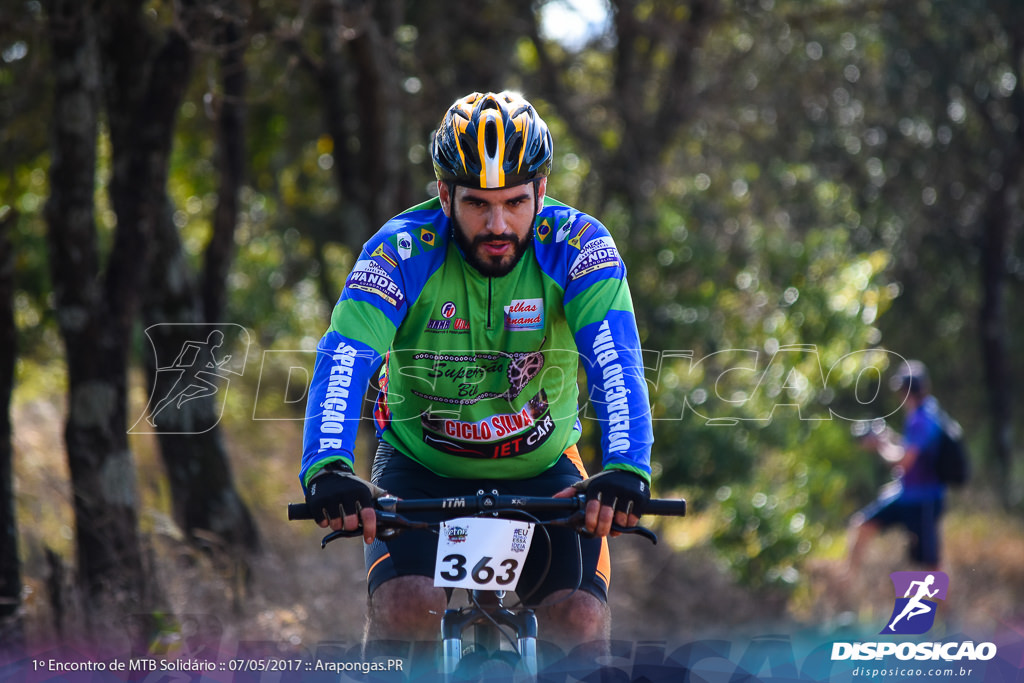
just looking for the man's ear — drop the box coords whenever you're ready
[536,177,547,210]
[438,180,452,216]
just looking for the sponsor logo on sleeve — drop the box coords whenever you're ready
[592,319,630,454]
[346,260,405,307]
[568,236,621,280]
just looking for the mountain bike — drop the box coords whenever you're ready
[288,490,686,679]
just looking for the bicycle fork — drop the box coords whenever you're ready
[440,591,539,677]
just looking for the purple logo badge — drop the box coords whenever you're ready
[882,571,949,635]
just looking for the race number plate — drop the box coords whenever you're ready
[434,517,535,591]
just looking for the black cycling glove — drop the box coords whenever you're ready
[575,469,650,516]
[305,462,382,524]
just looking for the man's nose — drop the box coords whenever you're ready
[484,207,509,234]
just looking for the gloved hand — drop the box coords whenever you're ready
[575,469,650,517]
[305,463,384,542]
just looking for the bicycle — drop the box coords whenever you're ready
[289,490,686,679]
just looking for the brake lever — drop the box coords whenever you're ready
[564,511,659,544]
[320,528,362,548]
[611,522,658,544]
[319,510,430,548]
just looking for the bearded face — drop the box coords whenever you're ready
[442,181,544,278]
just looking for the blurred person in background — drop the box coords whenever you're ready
[846,360,947,572]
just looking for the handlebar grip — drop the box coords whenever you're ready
[288,503,312,520]
[645,498,686,517]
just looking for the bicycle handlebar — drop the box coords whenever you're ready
[289,492,685,546]
[287,492,686,522]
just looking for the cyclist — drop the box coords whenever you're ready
[299,91,653,653]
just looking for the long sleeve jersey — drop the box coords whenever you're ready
[300,196,652,489]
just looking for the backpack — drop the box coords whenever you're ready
[934,411,969,487]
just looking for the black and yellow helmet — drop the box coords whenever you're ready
[431,91,553,189]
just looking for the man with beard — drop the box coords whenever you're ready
[299,92,653,654]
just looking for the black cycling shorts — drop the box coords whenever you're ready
[364,441,610,605]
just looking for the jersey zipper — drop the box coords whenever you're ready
[487,278,493,329]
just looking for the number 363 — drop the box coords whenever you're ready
[439,554,519,586]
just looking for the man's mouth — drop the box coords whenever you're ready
[480,240,512,257]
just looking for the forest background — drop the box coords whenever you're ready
[2,0,1024,662]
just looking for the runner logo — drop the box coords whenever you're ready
[882,571,948,635]
[130,324,249,434]
[832,570,997,663]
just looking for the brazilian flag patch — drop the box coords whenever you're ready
[420,228,437,249]
[536,219,553,242]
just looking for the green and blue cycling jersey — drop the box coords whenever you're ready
[300,196,653,489]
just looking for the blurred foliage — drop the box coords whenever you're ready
[4,0,1022,593]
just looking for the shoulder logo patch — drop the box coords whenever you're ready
[536,219,553,242]
[568,236,621,280]
[346,259,405,307]
[396,231,414,260]
[567,222,591,249]
[371,243,398,269]
[420,228,436,248]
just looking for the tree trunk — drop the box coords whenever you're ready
[141,207,261,552]
[130,2,261,553]
[0,209,22,649]
[979,177,1018,505]
[44,0,152,615]
[202,6,247,324]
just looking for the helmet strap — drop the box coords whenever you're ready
[532,179,544,217]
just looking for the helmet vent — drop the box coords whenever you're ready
[484,119,498,159]
[506,133,523,168]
